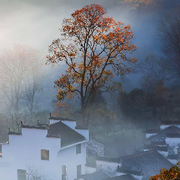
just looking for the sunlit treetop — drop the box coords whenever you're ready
[121,0,157,9]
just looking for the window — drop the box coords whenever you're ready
[76,144,81,154]
[41,149,49,160]
[77,165,81,179]
[17,169,26,180]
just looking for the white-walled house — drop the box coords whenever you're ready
[160,120,180,130]
[0,115,89,180]
[144,121,180,165]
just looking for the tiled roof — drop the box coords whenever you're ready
[87,139,105,157]
[144,145,168,152]
[48,121,85,147]
[161,120,180,125]
[167,154,179,160]
[75,126,88,130]
[104,174,137,180]
[145,128,160,133]
[81,170,111,180]
[166,133,180,138]
[120,150,172,180]
[117,165,142,176]
[96,156,121,163]
[21,125,48,130]
[49,113,76,121]
[8,132,22,135]
[145,125,180,146]
[21,121,48,130]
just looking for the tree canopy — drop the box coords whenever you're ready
[158,5,180,80]
[46,4,137,127]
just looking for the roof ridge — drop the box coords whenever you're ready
[48,121,86,147]
[122,150,154,159]
[146,125,180,141]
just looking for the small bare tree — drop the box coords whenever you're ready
[0,44,44,121]
[26,163,51,180]
[23,49,44,121]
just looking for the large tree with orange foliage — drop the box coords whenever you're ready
[149,162,180,180]
[46,4,137,127]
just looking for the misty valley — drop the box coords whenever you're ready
[0,1,180,180]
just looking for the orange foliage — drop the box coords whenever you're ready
[46,4,137,124]
[122,0,154,9]
[149,162,180,180]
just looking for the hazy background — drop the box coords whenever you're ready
[0,0,179,117]
[0,1,179,84]
[0,0,180,157]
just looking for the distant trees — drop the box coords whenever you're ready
[149,162,180,180]
[117,82,180,127]
[46,4,137,127]
[0,45,44,119]
[118,88,148,126]
[139,54,170,85]
[158,5,180,80]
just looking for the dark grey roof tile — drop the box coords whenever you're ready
[145,125,180,145]
[48,121,85,147]
[120,150,172,180]
[81,170,110,180]
[104,174,137,180]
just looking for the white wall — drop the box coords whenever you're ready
[168,159,178,165]
[57,142,87,180]
[96,160,121,175]
[132,174,143,180]
[0,127,87,180]
[116,173,143,180]
[61,121,76,130]
[158,151,168,157]
[166,137,180,147]
[75,129,89,141]
[85,166,96,174]
[49,119,60,124]
[146,133,157,139]
[0,128,61,180]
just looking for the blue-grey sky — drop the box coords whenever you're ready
[0,0,178,53]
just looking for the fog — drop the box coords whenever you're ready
[0,0,180,179]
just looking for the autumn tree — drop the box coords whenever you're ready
[149,162,180,180]
[46,4,137,127]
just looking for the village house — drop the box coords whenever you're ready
[0,114,89,180]
[83,120,178,180]
[144,120,180,165]
[84,149,172,180]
